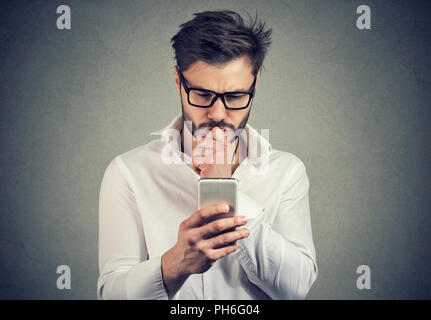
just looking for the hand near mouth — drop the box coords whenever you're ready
[192,127,238,178]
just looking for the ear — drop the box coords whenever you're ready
[174,65,181,96]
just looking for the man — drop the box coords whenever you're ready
[97,10,317,300]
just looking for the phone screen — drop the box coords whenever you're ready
[198,178,238,223]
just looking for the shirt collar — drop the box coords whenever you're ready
[150,114,272,168]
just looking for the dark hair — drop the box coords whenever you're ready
[170,10,272,76]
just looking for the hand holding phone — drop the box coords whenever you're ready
[161,202,249,298]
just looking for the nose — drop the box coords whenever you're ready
[207,96,227,123]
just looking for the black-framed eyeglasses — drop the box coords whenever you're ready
[177,66,256,110]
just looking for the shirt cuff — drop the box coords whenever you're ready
[232,191,266,281]
[126,256,169,300]
[229,223,261,285]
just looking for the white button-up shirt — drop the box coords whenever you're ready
[97,114,318,300]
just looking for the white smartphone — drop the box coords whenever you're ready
[198,178,238,223]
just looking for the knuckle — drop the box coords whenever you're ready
[218,203,229,212]
[197,209,206,219]
[226,244,236,254]
[213,220,225,232]
[222,245,235,257]
[222,233,232,243]
[194,242,205,252]
[186,233,198,246]
[204,251,215,261]
[179,220,187,231]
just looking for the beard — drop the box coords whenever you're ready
[180,98,251,139]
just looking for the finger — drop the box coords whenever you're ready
[193,141,230,158]
[194,139,226,152]
[194,153,230,166]
[210,127,228,144]
[195,215,248,239]
[198,130,227,148]
[202,137,235,156]
[206,241,240,260]
[194,128,211,140]
[193,153,214,165]
[193,147,228,166]
[195,133,229,147]
[192,141,217,156]
[203,228,250,250]
[186,203,231,228]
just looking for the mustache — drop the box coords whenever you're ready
[194,120,239,143]
[197,120,235,131]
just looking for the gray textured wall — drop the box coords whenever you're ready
[0,0,430,299]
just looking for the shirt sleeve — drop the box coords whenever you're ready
[231,159,318,299]
[97,156,169,300]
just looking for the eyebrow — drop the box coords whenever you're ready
[184,77,254,92]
